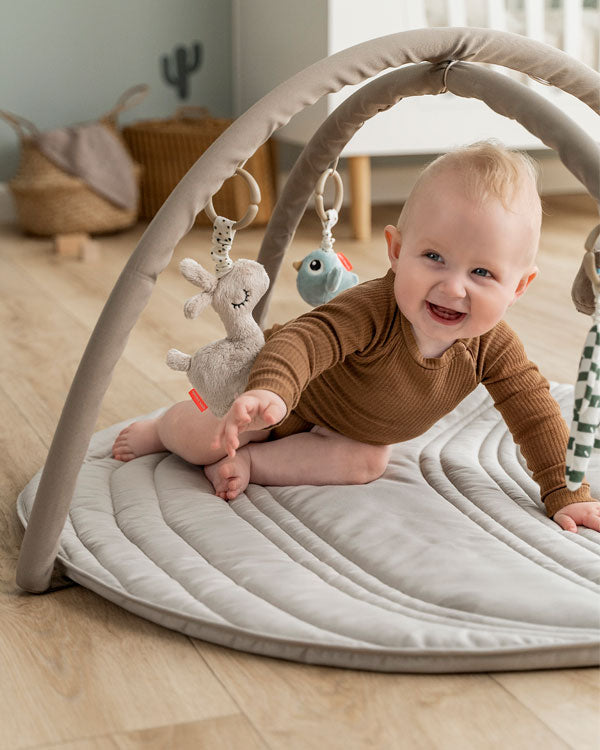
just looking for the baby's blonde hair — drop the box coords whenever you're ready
[398,140,541,231]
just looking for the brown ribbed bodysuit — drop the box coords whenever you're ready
[246,269,593,516]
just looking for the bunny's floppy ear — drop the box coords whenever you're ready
[180,258,218,290]
[179,258,218,319]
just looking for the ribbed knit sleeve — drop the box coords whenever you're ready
[246,275,386,415]
[480,321,595,517]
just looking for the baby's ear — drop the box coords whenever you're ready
[512,266,538,302]
[385,225,401,268]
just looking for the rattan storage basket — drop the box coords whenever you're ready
[122,108,276,226]
[7,131,142,237]
[1,86,147,237]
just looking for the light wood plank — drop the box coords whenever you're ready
[31,714,267,750]
[0,587,241,749]
[0,247,172,434]
[0,226,198,405]
[0,387,43,595]
[492,669,600,750]
[196,643,571,750]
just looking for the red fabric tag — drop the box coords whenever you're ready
[337,252,353,271]
[189,388,208,412]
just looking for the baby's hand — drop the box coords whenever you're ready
[211,389,287,458]
[553,500,600,533]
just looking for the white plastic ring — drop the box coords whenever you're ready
[314,168,344,223]
[205,167,261,230]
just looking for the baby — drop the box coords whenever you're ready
[113,141,600,533]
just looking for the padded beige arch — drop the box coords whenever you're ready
[17,27,600,592]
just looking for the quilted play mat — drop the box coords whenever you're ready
[17,383,600,672]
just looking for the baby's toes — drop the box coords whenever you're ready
[114,449,133,461]
[112,440,131,460]
[212,477,230,498]
[225,481,242,501]
[113,440,131,453]
[112,430,129,451]
[226,472,250,500]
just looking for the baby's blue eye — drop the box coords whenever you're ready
[424,252,441,262]
[473,268,492,278]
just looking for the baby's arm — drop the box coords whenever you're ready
[211,389,287,458]
[480,322,600,526]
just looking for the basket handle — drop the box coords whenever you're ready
[102,84,149,122]
[0,110,40,140]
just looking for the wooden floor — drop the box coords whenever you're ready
[1,195,599,750]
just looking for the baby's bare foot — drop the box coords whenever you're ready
[204,447,252,501]
[112,419,165,461]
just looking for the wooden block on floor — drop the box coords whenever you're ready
[53,233,100,261]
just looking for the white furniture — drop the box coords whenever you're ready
[233,0,600,238]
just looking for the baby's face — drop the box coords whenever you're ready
[386,174,539,357]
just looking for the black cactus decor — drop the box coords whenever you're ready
[161,42,203,99]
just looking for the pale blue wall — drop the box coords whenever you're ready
[0,0,232,181]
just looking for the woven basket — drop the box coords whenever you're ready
[122,107,276,226]
[1,86,147,237]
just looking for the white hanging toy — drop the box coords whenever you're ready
[566,225,600,490]
[293,166,359,306]
[166,167,269,417]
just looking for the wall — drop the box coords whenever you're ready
[0,1,591,213]
[0,0,232,182]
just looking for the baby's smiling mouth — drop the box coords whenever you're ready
[426,301,467,322]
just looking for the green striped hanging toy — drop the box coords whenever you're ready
[566,226,600,490]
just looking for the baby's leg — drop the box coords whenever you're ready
[205,425,391,500]
[112,400,270,464]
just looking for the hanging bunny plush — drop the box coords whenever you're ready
[166,168,269,418]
